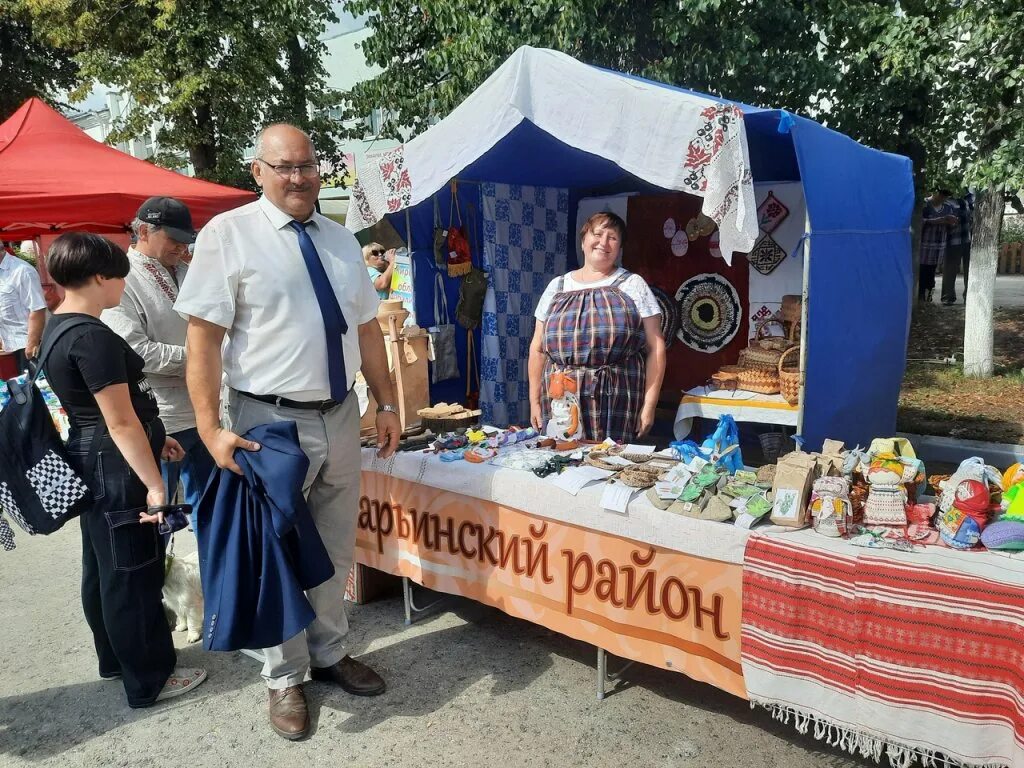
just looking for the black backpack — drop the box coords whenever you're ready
[0,317,107,536]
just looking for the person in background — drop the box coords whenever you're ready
[919,188,958,303]
[941,191,974,305]
[528,211,666,442]
[362,242,395,300]
[40,232,206,709]
[176,123,401,741]
[0,240,46,371]
[102,197,215,526]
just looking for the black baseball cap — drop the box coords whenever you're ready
[136,196,197,244]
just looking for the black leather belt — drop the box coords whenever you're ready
[238,390,348,413]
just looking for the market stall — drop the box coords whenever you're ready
[348,46,914,450]
[357,439,1024,768]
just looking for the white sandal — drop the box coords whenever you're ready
[155,667,208,702]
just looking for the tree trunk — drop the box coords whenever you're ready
[188,102,218,178]
[963,184,1004,377]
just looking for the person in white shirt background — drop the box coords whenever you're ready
[175,123,401,741]
[102,197,216,526]
[0,240,47,372]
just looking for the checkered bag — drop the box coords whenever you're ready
[0,317,104,536]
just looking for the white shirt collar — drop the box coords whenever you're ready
[257,195,319,231]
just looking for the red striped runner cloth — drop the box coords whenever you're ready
[741,532,1024,768]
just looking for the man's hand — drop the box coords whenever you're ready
[161,436,185,462]
[375,410,401,458]
[24,342,40,359]
[203,427,261,475]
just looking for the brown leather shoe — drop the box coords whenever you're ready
[310,655,386,696]
[268,685,309,740]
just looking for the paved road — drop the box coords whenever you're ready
[0,527,875,768]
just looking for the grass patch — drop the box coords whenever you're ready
[898,305,1024,443]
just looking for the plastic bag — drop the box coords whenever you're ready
[670,415,743,475]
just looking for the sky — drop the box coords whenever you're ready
[75,2,366,112]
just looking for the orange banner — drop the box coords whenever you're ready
[356,471,747,698]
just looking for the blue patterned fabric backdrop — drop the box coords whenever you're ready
[480,182,569,426]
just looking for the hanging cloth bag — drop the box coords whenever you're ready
[432,195,447,270]
[429,272,460,383]
[446,181,473,277]
[456,267,488,330]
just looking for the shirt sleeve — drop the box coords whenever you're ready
[18,265,46,312]
[625,275,662,318]
[70,327,129,393]
[102,294,186,377]
[174,223,238,328]
[533,277,561,322]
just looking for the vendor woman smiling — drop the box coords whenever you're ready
[528,212,666,442]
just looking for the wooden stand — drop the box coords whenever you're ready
[359,317,432,439]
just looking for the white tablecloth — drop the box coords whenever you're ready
[361,448,751,565]
[674,386,799,439]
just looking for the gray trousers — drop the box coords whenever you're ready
[227,389,361,689]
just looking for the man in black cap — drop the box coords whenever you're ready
[102,197,215,535]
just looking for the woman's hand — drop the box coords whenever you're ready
[637,403,657,437]
[530,400,544,431]
[161,436,185,462]
[140,486,167,525]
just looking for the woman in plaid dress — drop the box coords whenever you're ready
[528,213,666,442]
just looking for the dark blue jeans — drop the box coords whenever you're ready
[161,427,215,526]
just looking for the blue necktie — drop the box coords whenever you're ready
[287,220,349,400]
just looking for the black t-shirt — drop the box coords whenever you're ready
[41,313,160,429]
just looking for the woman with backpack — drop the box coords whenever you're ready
[39,232,206,708]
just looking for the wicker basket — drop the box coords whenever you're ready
[781,294,802,323]
[778,347,801,405]
[738,319,792,370]
[736,367,780,395]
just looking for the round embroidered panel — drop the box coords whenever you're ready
[649,285,680,350]
[674,273,741,353]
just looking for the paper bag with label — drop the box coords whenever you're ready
[771,452,816,527]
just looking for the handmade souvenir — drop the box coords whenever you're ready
[545,372,583,441]
[748,234,787,276]
[756,191,790,234]
[674,273,742,353]
[809,476,852,538]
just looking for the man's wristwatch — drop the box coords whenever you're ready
[376,404,398,415]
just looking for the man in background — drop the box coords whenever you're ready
[941,192,974,305]
[102,197,215,520]
[0,241,46,371]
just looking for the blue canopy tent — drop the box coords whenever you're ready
[349,47,914,449]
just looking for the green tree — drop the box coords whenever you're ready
[343,0,835,141]
[943,1,1024,377]
[0,0,79,122]
[21,0,342,186]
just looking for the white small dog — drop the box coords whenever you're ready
[162,550,204,643]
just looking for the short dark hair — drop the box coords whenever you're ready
[47,233,130,288]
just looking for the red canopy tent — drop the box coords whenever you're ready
[0,98,255,237]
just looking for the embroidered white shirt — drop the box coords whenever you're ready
[101,248,194,433]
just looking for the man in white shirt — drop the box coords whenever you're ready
[175,123,400,741]
[0,243,46,372]
[102,197,215,524]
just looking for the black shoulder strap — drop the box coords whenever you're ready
[31,316,107,383]
[25,316,109,482]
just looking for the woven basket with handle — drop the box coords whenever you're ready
[736,366,780,395]
[778,346,801,405]
[738,319,792,370]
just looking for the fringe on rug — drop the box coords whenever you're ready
[748,700,1010,768]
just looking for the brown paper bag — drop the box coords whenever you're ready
[771,452,816,527]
